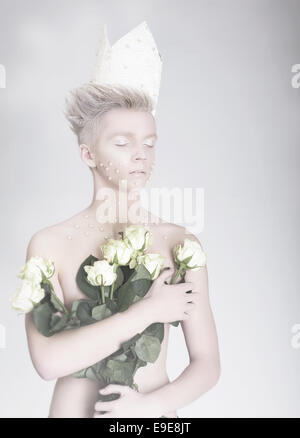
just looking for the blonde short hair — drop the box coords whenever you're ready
[64,82,154,149]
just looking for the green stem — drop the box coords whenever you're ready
[42,274,69,315]
[49,283,69,315]
[110,283,115,300]
[101,285,105,304]
[170,264,184,284]
[97,288,101,305]
[110,264,118,300]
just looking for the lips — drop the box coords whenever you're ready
[129,170,146,174]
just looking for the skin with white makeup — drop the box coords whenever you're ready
[24,85,221,418]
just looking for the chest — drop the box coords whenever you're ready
[57,233,176,309]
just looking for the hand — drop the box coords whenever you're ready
[93,384,162,418]
[144,267,199,324]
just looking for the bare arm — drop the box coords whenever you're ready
[24,230,153,381]
[145,236,221,416]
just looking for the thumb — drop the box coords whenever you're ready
[157,266,174,284]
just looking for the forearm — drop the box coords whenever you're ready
[146,358,220,417]
[39,298,152,380]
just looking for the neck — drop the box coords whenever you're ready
[86,170,150,235]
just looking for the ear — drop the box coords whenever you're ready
[79,143,96,168]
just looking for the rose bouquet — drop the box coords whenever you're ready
[11,225,206,415]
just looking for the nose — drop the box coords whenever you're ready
[132,143,147,161]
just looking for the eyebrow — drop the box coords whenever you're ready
[107,132,158,140]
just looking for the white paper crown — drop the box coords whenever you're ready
[91,21,163,116]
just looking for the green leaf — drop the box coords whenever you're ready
[134,334,161,363]
[111,352,127,362]
[105,297,118,314]
[132,295,142,304]
[144,322,164,343]
[86,366,101,383]
[133,357,147,375]
[130,278,152,298]
[113,266,124,291]
[92,304,112,321]
[32,301,53,337]
[131,382,139,391]
[41,281,52,297]
[49,312,69,333]
[73,299,97,325]
[115,266,152,311]
[102,360,135,386]
[93,359,105,374]
[121,333,142,354]
[115,281,136,311]
[181,255,193,265]
[129,344,137,360]
[64,319,81,330]
[76,254,101,300]
[131,263,152,281]
[170,320,180,327]
[120,265,132,283]
[71,298,97,313]
[72,368,87,378]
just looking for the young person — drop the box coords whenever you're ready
[24,82,220,418]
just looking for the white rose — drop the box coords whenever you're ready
[173,238,207,271]
[100,239,133,266]
[123,225,152,252]
[10,280,45,313]
[137,253,165,280]
[84,260,117,286]
[18,256,55,285]
[129,256,138,269]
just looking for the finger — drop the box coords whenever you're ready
[185,290,199,297]
[186,291,201,303]
[157,267,174,284]
[173,281,195,290]
[99,384,129,396]
[184,281,195,289]
[185,303,196,311]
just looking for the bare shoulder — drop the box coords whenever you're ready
[24,212,87,307]
[25,210,87,264]
[152,221,204,251]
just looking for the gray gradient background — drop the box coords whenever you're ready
[0,0,299,417]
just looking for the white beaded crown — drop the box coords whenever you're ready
[91,21,163,117]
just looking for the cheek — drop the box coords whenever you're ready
[96,149,131,181]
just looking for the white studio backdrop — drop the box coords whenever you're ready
[0,0,300,417]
